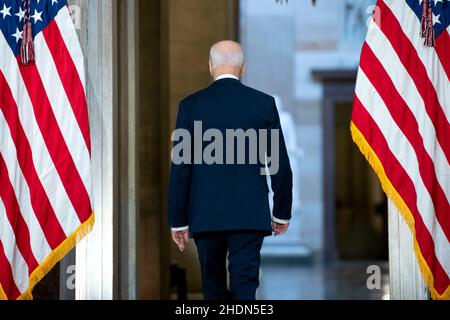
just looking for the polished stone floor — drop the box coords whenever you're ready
[257,260,390,300]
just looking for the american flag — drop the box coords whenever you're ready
[351,0,449,299]
[0,0,93,300]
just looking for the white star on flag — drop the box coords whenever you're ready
[15,7,25,22]
[31,9,43,23]
[0,4,11,19]
[11,27,23,43]
[433,13,441,25]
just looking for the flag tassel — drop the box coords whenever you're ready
[425,25,435,47]
[20,0,35,65]
[421,0,435,47]
[20,21,35,65]
[420,15,427,37]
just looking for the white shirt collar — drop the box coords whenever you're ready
[215,74,240,81]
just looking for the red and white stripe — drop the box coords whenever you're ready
[0,6,93,300]
[352,0,449,298]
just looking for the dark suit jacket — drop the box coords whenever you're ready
[168,77,293,235]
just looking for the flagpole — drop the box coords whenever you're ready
[388,201,430,300]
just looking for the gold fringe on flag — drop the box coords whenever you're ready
[0,213,95,300]
[350,122,450,300]
[0,282,6,300]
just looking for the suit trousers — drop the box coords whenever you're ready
[194,231,265,301]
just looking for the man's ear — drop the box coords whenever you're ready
[240,63,246,78]
[209,61,214,78]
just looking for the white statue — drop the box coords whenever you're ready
[274,96,303,215]
[344,0,374,45]
[273,95,304,163]
[270,95,304,216]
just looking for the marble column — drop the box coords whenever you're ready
[388,202,429,300]
[73,0,118,300]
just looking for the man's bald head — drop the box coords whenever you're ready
[209,41,245,80]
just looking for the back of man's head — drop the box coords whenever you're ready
[209,41,245,79]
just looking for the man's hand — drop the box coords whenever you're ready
[272,221,289,236]
[172,229,190,252]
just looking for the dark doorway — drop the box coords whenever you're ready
[315,69,388,262]
[32,264,60,300]
[334,102,388,260]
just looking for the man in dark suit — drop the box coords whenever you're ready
[168,41,293,301]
